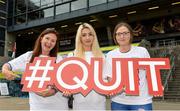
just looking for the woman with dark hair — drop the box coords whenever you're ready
[105,22,153,110]
[2,28,68,110]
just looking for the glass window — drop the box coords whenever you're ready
[15,0,26,15]
[28,0,41,11]
[0,12,6,19]
[89,0,106,7]
[29,0,41,7]
[108,0,115,2]
[0,0,6,11]
[28,8,53,21]
[7,18,13,26]
[15,14,26,24]
[41,0,54,8]
[56,0,63,4]
[0,28,5,41]
[56,0,73,4]
[28,11,40,21]
[7,0,13,17]
[0,18,6,26]
[39,10,45,18]
[56,3,70,15]
[43,7,54,17]
[71,0,87,11]
[29,0,54,11]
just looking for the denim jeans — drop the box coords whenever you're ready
[111,101,152,111]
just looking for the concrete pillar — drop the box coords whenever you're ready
[4,31,16,57]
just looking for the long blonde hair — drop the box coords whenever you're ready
[74,23,103,59]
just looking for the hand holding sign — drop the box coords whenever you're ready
[21,57,170,96]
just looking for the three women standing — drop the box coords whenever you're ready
[2,22,153,111]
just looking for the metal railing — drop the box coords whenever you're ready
[162,55,175,100]
[149,46,176,100]
[156,40,180,48]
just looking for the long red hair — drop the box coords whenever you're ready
[30,28,59,63]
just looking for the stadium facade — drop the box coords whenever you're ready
[0,0,6,56]
[1,0,180,57]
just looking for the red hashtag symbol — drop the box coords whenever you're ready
[21,57,56,92]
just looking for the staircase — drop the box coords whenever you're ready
[152,46,180,101]
[164,58,180,101]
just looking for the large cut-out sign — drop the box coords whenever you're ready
[21,57,170,96]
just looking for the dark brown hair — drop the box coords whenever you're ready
[113,22,133,45]
[30,28,59,63]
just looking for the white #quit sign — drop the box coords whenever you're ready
[21,57,170,96]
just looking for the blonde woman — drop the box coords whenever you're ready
[68,23,106,110]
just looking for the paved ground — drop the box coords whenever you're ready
[0,96,180,110]
[0,96,29,110]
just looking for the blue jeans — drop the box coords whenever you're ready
[111,101,152,111]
